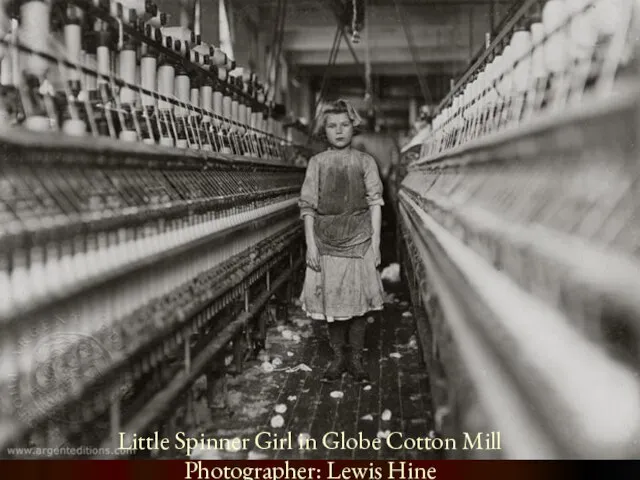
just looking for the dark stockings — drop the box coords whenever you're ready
[323,316,370,383]
[323,321,347,381]
[346,316,369,382]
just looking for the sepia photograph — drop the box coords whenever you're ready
[0,0,638,473]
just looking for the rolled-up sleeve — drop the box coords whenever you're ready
[298,156,319,218]
[363,154,384,207]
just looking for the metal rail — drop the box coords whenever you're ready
[105,256,304,456]
[400,191,640,458]
[397,0,640,459]
[0,132,306,457]
[1,220,304,455]
[0,0,311,458]
[435,0,537,115]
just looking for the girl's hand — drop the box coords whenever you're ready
[306,242,321,272]
[372,237,381,267]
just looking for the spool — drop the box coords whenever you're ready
[472,74,483,126]
[24,115,50,131]
[96,31,111,86]
[190,84,200,116]
[63,118,86,136]
[593,0,624,37]
[567,0,597,59]
[246,104,253,132]
[251,109,260,131]
[119,45,137,105]
[64,21,82,83]
[462,85,473,132]
[259,109,266,132]
[511,29,532,93]
[146,10,165,29]
[487,53,501,97]
[200,83,213,122]
[120,0,149,23]
[20,1,50,77]
[174,68,190,117]
[218,66,227,83]
[160,136,174,147]
[161,26,193,43]
[530,22,546,79]
[193,42,212,58]
[267,116,274,136]
[496,45,514,97]
[141,53,157,107]
[0,52,12,86]
[453,95,464,137]
[119,130,137,141]
[242,69,251,87]
[211,48,226,66]
[230,67,243,80]
[146,15,162,28]
[157,63,175,111]
[542,0,569,74]
[85,52,98,92]
[0,3,9,62]
[231,96,239,132]
[223,93,232,122]
[213,90,223,127]
[163,28,191,55]
[239,101,247,130]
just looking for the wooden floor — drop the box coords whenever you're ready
[185,288,436,460]
[182,215,437,460]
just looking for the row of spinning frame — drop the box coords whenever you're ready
[0,0,308,457]
[399,0,640,460]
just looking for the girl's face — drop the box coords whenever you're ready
[325,113,353,149]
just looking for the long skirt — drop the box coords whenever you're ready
[300,244,384,322]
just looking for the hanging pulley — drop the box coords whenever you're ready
[348,0,364,43]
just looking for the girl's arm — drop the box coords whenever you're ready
[304,215,321,271]
[363,154,385,267]
[370,204,382,267]
[299,157,321,271]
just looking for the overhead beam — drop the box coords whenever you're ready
[277,3,490,29]
[255,2,500,29]
[364,0,513,4]
[241,0,511,6]
[339,96,411,110]
[289,46,469,65]
[313,74,456,104]
[299,61,466,77]
[283,25,466,51]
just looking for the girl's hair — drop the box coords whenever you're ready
[313,99,364,140]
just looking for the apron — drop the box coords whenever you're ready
[314,150,372,258]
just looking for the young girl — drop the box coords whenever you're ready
[298,99,385,383]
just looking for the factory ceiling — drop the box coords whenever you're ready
[237,0,516,129]
[150,0,518,130]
